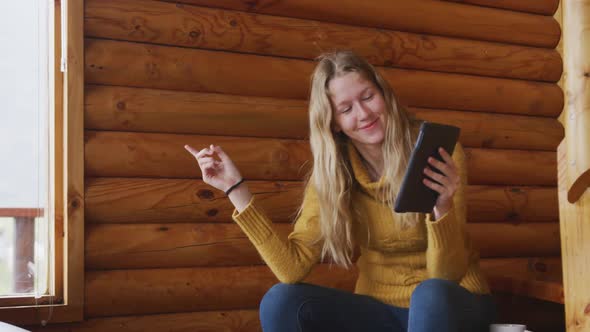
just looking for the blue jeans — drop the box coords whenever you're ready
[259,279,497,332]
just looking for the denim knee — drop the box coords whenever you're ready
[411,278,456,309]
[259,283,302,327]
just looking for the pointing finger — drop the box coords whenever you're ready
[184,144,198,155]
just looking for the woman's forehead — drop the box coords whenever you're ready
[328,72,374,103]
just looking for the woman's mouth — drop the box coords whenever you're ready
[359,119,378,130]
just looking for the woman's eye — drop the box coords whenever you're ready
[362,94,373,101]
[342,107,351,113]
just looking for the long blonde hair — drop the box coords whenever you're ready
[297,50,424,268]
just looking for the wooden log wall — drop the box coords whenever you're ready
[30,0,566,330]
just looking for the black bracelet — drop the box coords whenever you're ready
[225,178,245,196]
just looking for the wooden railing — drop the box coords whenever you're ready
[0,208,44,294]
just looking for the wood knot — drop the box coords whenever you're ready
[145,63,160,79]
[70,198,80,209]
[157,226,169,232]
[206,209,218,217]
[229,19,238,27]
[189,30,200,38]
[383,60,393,67]
[197,189,214,200]
[506,212,519,221]
[116,101,126,110]
[244,0,258,10]
[509,188,523,193]
[533,262,547,273]
[584,72,590,78]
[481,138,494,148]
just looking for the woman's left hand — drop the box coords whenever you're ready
[422,147,460,220]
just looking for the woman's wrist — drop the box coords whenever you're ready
[225,178,245,196]
[431,203,452,221]
[228,182,253,213]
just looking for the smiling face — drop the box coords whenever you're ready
[328,71,388,148]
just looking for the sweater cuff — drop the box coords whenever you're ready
[232,195,273,245]
[425,204,459,248]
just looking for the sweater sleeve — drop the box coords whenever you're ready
[231,182,323,284]
[424,141,470,282]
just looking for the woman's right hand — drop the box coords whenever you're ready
[184,144,242,193]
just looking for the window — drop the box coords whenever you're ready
[0,0,53,302]
[0,0,84,326]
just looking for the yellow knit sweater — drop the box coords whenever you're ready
[232,140,490,308]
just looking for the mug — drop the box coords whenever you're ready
[489,324,529,332]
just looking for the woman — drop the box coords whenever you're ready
[184,50,497,332]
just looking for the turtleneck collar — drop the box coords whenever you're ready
[346,139,387,200]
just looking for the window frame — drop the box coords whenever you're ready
[0,0,84,324]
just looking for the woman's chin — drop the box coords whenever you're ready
[355,135,385,146]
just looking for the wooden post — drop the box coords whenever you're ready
[558,0,590,330]
[13,217,34,293]
[562,0,590,203]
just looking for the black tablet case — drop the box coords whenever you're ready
[393,122,461,213]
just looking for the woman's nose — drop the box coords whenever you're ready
[356,102,372,118]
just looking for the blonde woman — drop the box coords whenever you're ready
[185,51,496,332]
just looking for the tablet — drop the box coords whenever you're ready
[393,121,461,213]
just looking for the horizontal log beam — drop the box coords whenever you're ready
[490,276,564,304]
[443,0,559,16]
[85,178,558,224]
[159,0,560,48]
[86,222,560,270]
[481,256,563,303]
[480,257,562,279]
[84,0,561,82]
[85,131,557,185]
[85,264,357,318]
[469,223,560,258]
[85,39,563,117]
[84,130,310,180]
[84,85,309,139]
[85,223,290,269]
[466,148,557,186]
[85,178,302,223]
[85,85,564,151]
[408,108,563,152]
[85,257,560,317]
[466,185,558,223]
